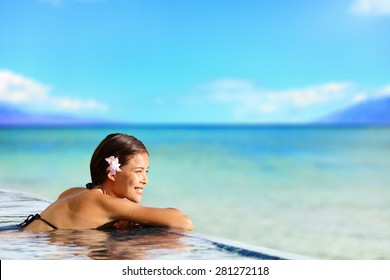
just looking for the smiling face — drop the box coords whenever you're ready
[109,152,149,203]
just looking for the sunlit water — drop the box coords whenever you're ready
[1,126,390,259]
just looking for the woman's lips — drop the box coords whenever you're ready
[134,187,143,195]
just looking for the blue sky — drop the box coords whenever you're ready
[1,0,389,123]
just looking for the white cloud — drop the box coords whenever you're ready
[379,85,390,96]
[352,93,368,103]
[188,79,354,121]
[350,0,390,16]
[155,79,388,123]
[50,97,107,111]
[0,70,107,112]
[0,70,49,104]
[270,83,352,108]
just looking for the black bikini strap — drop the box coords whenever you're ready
[18,214,58,230]
[36,214,58,230]
[18,214,36,228]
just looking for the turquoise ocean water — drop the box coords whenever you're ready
[1,126,389,259]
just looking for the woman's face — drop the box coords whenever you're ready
[113,152,149,203]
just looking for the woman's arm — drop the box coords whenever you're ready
[99,195,193,231]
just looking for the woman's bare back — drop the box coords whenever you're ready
[24,188,112,231]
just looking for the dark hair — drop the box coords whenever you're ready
[86,133,148,189]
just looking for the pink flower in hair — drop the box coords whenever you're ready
[105,156,122,176]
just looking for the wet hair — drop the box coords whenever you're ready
[86,133,148,189]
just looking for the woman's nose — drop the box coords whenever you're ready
[140,173,148,184]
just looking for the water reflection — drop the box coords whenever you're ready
[1,224,275,260]
[44,227,193,260]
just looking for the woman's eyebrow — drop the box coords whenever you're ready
[133,166,149,170]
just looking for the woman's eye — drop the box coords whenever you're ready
[134,169,148,174]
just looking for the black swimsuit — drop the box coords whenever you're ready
[18,214,58,230]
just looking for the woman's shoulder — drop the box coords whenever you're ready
[57,187,88,200]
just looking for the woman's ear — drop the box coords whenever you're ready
[107,173,116,182]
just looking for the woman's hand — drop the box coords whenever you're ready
[113,220,141,230]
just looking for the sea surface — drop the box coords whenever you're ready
[1,125,390,259]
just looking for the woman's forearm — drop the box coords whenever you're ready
[164,208,193,230]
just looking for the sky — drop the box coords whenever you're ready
[0,0,389,124]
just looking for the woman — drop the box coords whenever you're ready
[20,133,193,231]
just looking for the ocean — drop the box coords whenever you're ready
[0,125,389,259]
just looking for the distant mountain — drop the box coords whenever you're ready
[0,103,111,126]
[317,96,390,125]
